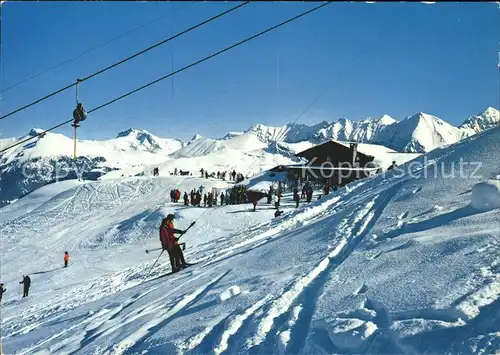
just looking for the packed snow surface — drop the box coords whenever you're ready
[0,127,499,354]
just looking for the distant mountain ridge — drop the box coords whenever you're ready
[0,107,497,207]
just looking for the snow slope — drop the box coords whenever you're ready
[1,126,499,354]
[170,131,267,158]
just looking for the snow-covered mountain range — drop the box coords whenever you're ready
[0,107,498,207]
[241,107,498,152]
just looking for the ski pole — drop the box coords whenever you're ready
[144,250,164,280]
[176,221,196,242]
[145,221,195,253]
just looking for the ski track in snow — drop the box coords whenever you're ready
[213,295,274,355]
[107,271,229,355]
[277,305,303,354]
[240,185,399,354]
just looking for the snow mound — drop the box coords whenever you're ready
[326,319,378,350]
[471,180,500,210]
[219,285,242,302]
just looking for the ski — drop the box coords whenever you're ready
[143,263,199,283]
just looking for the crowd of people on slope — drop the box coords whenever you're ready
[153,167,247,183]
[251,179,335,215]
[169,185,249,209]
[153,167,193,177]
[199,168,245,183]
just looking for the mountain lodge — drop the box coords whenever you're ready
[270,140,378,188]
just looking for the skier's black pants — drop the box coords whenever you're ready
[174,245,186,267]
[167,246,186,271]
[167,249,177,271]
[23,286,29,297]
[64,260,68,268]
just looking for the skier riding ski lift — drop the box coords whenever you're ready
[73,79,87,127]
[73,103,87,126]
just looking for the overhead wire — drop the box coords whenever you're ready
[0,1,333,154]
[238,14,389,178]
[0,1,250,121]
[0,2,196,94]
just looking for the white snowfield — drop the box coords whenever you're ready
[0,127,499,354]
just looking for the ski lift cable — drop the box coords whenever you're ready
[0,2,197,94]
[0,1,333,155]
[87,2,332,114]
[0,1,250,121]
[239,14,388,178]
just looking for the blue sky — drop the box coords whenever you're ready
[1,2,499,141]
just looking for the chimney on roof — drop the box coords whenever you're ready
[350,142,358,167]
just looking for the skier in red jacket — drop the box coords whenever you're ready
[160,214,189,273]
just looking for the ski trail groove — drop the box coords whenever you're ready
[72,265,219,353]
[179,314,231,354]
[247,200,376,350]
[247,184,401,353]
[107,271,229,355]
[213,295,274,355]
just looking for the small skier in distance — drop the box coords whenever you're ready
[0,283,6,303]
[64,251,70,268]
[20,275,31,298]
[387,161,397,171]
[293,187,300,208]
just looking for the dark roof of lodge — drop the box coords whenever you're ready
[295,140,374,162]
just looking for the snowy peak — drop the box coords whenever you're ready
[220,132,244,140]
[376,114,397,125]
[115,128,183,154]
[116,128,159,148]
[246,122,321,144]
[226,113,453,153]
[405,112,463,151]
[172,130,268,158]
[480,106,500,119]
[28,128,46,137]
[313,116,396,144]
[374,112,463,152]
[246,123,290,143]
[116,128,148,139]
[406,112,445,126]
[460,107,500,134]
[190,134,204,141]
